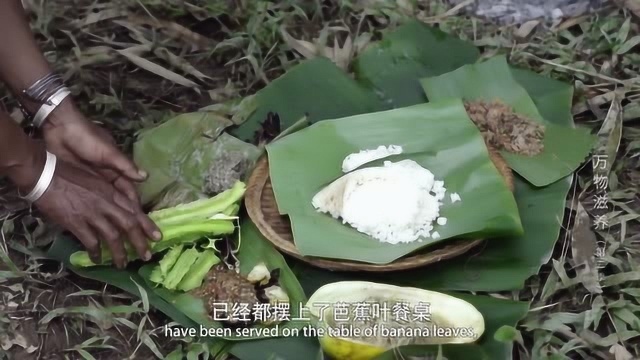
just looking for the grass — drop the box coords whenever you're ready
[1,0,639,359]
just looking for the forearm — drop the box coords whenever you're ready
[0,110,45,190]
[0,0,54,111]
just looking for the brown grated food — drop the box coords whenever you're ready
[192,264,260,326]
[464,100,546,156]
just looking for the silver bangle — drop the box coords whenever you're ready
[23,151,57,203]
[31,87,72,128]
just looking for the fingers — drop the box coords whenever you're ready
[73,224,101,265]
[102,145,148,183]
[113,191,162,243]
[112,174,142,206]
[91,216,128,269]
[103,197,153,263]
[138,212,163,242]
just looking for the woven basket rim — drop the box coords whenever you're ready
[245,147,514,272]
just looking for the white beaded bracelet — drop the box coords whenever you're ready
[23,151,57,203]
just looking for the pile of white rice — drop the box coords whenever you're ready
[341,145,403,173]
[312,145,462,244]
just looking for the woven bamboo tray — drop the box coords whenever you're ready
[245,148,515,272]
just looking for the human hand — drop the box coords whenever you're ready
[39,159,161,268]
[13,145,161,269]
[40,100,147,206]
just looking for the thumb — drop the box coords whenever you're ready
[102,145,148,182]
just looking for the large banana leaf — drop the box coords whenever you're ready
[266,99,523,264]
[420,55,596,187]
[263,65,578,293]
[134,112,261,205]
[44,235,199,329]
[228,20,583,360]
[401,67,582,292]
[230,58,384,142]
[136,218,308,340]
[353,20,480,108]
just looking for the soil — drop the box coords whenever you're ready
[1,274,165,360]
[464,100,546,156]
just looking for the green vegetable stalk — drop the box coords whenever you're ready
[69,220,235,267]
[163,247,200,290]
[222,203,240,217]
[177,249,220,291]
[149,245,184,284]
[150,181,246,227]
[68,181,245,268]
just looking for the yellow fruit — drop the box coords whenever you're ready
[318,336,386,360]
[306,281,485,360]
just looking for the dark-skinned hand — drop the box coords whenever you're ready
[40,100,148,207]
[33,158,160,268]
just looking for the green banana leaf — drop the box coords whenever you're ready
[266,99,523,264]
[402,66,582,292]
[230,58,384,143]
[420,55,596,187]
[43,235,199,329]
[353,20,480,108]
[229,21,584,359]
[253,60,578,293]
[133,111,261,205]
[137,218,309,340]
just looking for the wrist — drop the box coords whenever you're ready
[7,141,47,193]
[39,97,80,131]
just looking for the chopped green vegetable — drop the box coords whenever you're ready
[69,220,235,267]
[163,247,201,290]
[222,203,240,217]
[69,242,137,267]
[150,181,246,227]
[152,234,201,253]
[177,249,221,291]
[68,181,245,268]
[149,266,164,284]
[158,245,184,276]
[159,220,235,240]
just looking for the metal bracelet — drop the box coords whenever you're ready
[22,72,65,104]
[23,151,57,203]
[31,87,72,128]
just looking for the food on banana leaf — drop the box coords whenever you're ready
[163,247,201,290]
[306,281,485,360]
[341,145,403,173]
[464,100,545,156]
[312,159,451,244]
[192,263,289,328]
[247,262,271,286]
[149,245,184,283]
[148,245,221,292]
[178,249,221,291]
[69,181,246,267]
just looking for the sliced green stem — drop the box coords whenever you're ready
[150,181,246,226]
